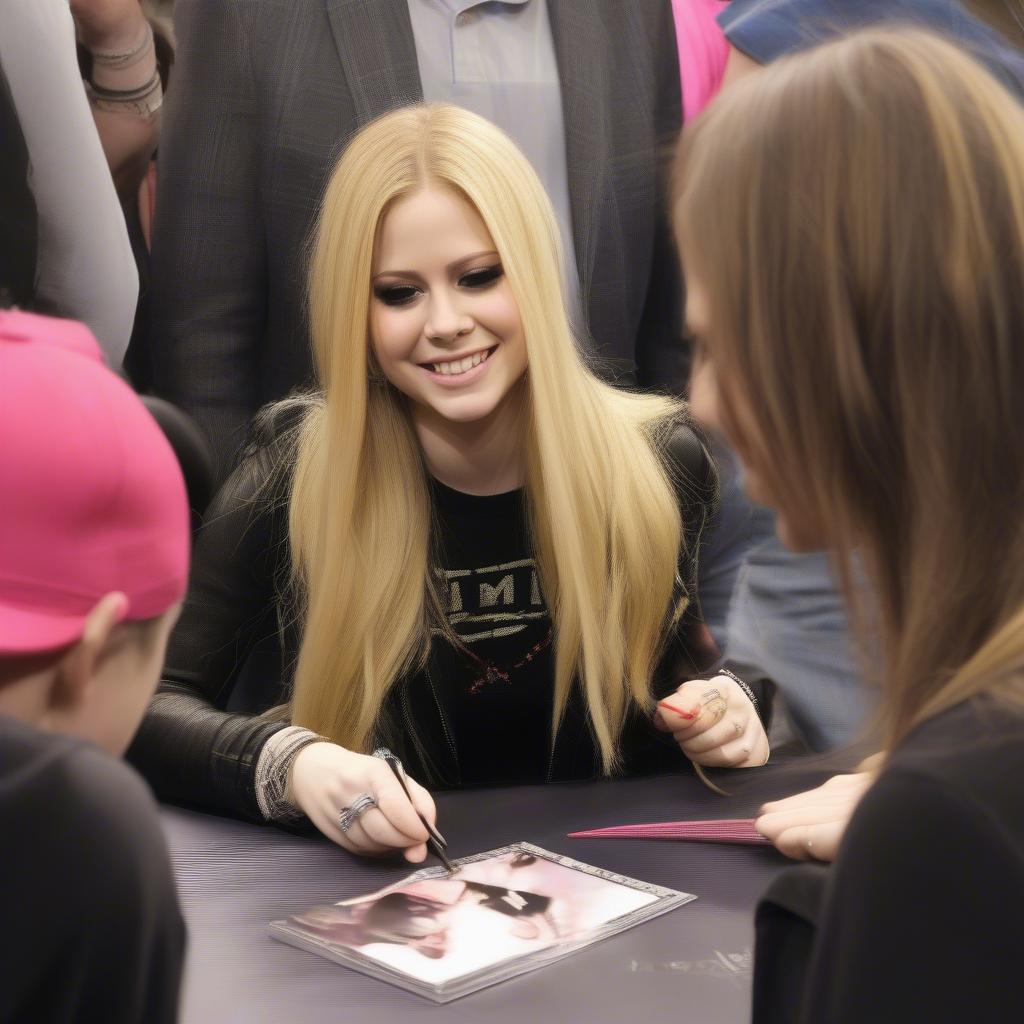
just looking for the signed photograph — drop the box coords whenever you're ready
[270,844,694,1001]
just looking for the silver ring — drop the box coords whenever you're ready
[338,793,377,833]
[702,688,728,722]
[372,747,400,766]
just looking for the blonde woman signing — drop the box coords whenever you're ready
[675,29,1024,1020]
[130,105,770,861]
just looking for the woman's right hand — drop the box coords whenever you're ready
[288,742,437,863]
[755,771,875,861]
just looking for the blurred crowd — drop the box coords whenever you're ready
[2,3,1024,1023]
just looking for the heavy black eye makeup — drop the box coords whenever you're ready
[374,283,422,307]
[458,264,503,289]
[372,262,503,307]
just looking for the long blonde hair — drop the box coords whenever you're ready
[675,29,1024,751]
[290,104,687,771]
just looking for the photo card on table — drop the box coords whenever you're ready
[269,842,695,1002]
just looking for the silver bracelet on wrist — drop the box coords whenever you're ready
[89,21,154,69]
[716,667,759,714]
[254,726,325,824]
[85,73,163,118]
[718,669,771,766]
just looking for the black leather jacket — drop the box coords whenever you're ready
[128,407,771,820]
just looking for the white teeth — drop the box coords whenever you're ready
[429,348,492,376]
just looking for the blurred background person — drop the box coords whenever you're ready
[0,0,172,368]
[718,0,1024,92]
[72,0,165,203]
[683,0,1024,854]
[676,27,1024,1020]
[0,0,141,365]
[678,0,1024,761]
[671,0,729,121]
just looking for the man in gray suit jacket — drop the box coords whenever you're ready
[144,0,685,474]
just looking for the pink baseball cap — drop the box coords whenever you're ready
[0,310,190,654]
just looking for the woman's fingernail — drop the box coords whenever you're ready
[658,699,698,720]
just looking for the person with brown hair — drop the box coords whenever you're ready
[674,27,1024,1022]
[703,0,1024,862]
[697,0,1024,763]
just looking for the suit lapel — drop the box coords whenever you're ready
[547,0,611,302]
[324,0,423,127]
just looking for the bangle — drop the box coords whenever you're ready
[718,669,771,766]
[86,72,163,118]
[254,726,326,824]
[89,21,154,69]
[716,667,759,714]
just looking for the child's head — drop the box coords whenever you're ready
[0,311,189,753]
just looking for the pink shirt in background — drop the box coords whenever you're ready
[672,0,731,121]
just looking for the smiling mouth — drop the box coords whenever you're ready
[420,346,496,377]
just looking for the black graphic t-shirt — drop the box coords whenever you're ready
[376,430,725,787]
[417,481,558,785]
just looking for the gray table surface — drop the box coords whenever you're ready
[162,770,809,1024]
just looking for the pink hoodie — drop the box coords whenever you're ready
[672,0,731,121]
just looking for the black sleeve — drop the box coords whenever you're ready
[654,422,717,687]
[753,863,831,1024]
[72,752,186,1024]
[664,420,719,601]
[148,0,266,475]
[797,770,1024,1023]
[655,421,773,723]
[127,419,296,821]
[4,746,186,1024]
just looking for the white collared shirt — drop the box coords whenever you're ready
[406,0,582,326]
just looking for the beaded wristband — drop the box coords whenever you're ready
[254,726,326,823]
[716,666,759,714]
